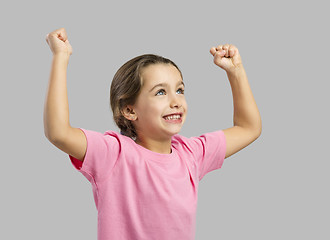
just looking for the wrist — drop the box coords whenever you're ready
[226,65,247,83]
[226,64,245,77]
[53,52,70,60]
[52,53,70,64]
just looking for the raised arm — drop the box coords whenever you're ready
[44,28,72,141]
[44,28,87,162]
[210,44,262,159]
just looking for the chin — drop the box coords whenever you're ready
[168,128,182,136]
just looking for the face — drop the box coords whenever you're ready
[128,63,188,141]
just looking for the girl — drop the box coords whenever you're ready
[44,28,262,240]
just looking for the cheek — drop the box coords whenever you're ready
[182,98,188,110]
[139,100,162,116]
[149,102,164,114]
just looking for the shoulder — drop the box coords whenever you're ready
[172,133,190,146]
[80,129,136,151]
[104,130,123,139]
[172,130,224,143]
[103,130,136,145]
[172,130,225,152]
[171,133,197,153]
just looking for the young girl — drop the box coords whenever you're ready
[44,28,262,240]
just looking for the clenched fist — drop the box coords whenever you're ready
[45,28,73,57]
[210,44,242,73]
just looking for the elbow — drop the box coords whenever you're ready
[247,127,261,144]
[247,123,262,141]
[44,124,56,143]
[44,126,52,142]
[44,130,58,143]
[253,123,262,140]
[252,116,262,139]
[44,126,70,144]
[255,127,262,139]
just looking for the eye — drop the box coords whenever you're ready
[156,89,166,96]
[177,88,185,94]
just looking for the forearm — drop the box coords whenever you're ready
[43,54,71,141]
[227,66,262,134]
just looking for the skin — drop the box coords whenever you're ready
[122,64,187,154]
[44,28,72,141]
[44,27,262,161]
[123,44,263,157]
[210,44,262,158]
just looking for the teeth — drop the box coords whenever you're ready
[164,114,181,120]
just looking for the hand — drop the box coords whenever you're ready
[45,28,73,57]
[210,44,242,73]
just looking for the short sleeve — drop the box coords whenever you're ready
[69,128,121,183]
[189,130,226,181]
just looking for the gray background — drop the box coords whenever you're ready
[1,0,329,239]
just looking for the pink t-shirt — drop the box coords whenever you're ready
[69,128,226,240]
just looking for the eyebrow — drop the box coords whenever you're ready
[149,81,185,92]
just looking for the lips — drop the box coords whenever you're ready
[163,112,183,118]
[162,113,183,123]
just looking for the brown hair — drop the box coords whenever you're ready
[110,54,183,140]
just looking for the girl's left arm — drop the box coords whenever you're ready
[210,44,262,159]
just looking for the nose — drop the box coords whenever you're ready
[169,93,182,108]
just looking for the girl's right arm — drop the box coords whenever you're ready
[44,28,87,162]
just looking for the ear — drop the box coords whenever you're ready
[121,105,137,121]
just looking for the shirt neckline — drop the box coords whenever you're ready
[126,136,177,162]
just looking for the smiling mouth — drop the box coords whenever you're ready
[163,114,181,120]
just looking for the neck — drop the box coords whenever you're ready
[135,137,172,154]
